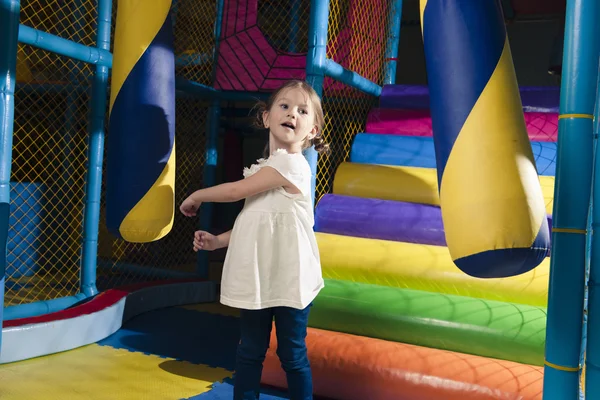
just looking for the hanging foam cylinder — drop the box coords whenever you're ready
[420,0,550,278]
[106,0,176,243]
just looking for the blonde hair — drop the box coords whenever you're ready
[254,80,330,154]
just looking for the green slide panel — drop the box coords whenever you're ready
[309,279,546,366]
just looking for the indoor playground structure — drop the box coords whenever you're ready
[1,0,600,399]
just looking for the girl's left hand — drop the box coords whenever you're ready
[193,230,219,251]
[180,196,201,217]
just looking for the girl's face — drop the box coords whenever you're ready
[262,87,318,152]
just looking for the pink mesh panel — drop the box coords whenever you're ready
[215,0,387,93]
[216,0,306,90]
[218,40,259,91]
[366,109,433,136]
[247,28,277,62]
[274,55,307,69]
[238,30,272,76]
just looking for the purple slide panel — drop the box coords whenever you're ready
[379,85,560,113]
[315,194,447,246]
[315,194,553,248]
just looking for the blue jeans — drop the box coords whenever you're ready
[233,304,313,400]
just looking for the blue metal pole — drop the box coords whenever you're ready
[305,0,330,205]
[171,0,179,27]
[322,60,382,97]
[289,0,300,53]
[196,101,220,278]
[0,0,21,359]
[79,0,113,297]
[306,0,329,97]
[17,24,112,67]
[196,0,225,278]
[4,293,88,321]
[174,77,269,101]
[383,0,402,85]
[15,82,89,94]
[175,53,211,66]
[585,56,600,398]
[543,0,600,398]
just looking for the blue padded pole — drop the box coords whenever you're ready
[171,0,179,27]
[17,25,112,67]
[290,0,300,53]
[0,0,20,358]
[544,0,600,398]
[383,0,403,85]
[79,0,113,297]
[4,293,87,321]
[305,0,330,205]
[322,60,382,97]
[196,101,220,278]
[196,0,225,278]
[174,78,268,101]
[585,52,600,398]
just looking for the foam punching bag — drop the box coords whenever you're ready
[106,0,176,243]
[419,0,550,278]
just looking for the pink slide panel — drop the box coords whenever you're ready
[365,108,558,142]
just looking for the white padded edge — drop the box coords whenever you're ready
[0,298,125,364]
[0,280,217,364]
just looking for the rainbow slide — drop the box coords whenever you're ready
[260,87,554,397]
[261,3,554,399]
[263,101,552,398]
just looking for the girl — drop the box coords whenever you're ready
[179,80,329,400]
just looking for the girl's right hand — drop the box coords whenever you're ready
[180,196,201,217]
[193,230,219,251]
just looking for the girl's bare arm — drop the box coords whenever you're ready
[190,167,295,203]
[217,230,232,248]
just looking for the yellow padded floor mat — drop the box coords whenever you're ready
[0,343,231,400]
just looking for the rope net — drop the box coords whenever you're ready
[317,0,392,201]
[96,0,215,290]
[6,0,394,304]
[6,0,97,306]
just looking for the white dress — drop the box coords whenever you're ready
[220,149,324,310]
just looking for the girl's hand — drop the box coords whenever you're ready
[193,230,219,251]
[180,196,201,217]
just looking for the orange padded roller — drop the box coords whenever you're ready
[261,327,543,400]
